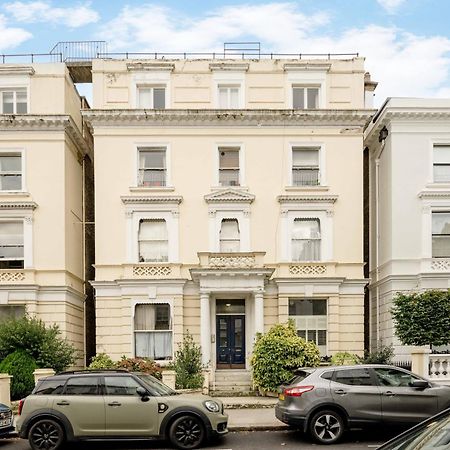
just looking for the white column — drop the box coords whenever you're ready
[200,292,211,366]
[254,291,264,335]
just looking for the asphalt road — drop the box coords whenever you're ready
[0,428,398,450]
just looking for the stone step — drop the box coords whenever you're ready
[214,372,252,382]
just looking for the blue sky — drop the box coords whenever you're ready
[1,0,450,103]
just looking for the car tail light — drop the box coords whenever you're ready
[284,386,314,397]
[18,399,25,416]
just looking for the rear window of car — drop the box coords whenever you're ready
[334,368,374,386]
[33,379,65,395]
[321,371,333,380]
[288,369,315,385]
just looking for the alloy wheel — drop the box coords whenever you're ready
[29,419,64,450]
[170,415,205,449]
[312,411,343,444]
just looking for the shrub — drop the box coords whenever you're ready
[0,316,76,372]
[362,344,394,364]
[392,290,450,347]
[116,356,162,379]
[251,322,320,392]
[88,353,115,370]
[330,352,360,366]
[170,333,204,389]
[0,349,37,400]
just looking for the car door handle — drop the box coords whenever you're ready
[334,389,347,395]
[384,391,396,397]
[108,401,122,407]
[56,401,70,406]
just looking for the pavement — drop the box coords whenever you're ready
[217,396,287,431]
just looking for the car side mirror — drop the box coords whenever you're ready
[136,386,150,401]
[410,379,429,389]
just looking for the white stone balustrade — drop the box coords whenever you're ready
[429,354,450,383]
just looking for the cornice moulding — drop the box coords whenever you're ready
[0,66,35,76]
[0,201,37,210]
[83,109,373,131]
[204,189,255,203]
[418,190,450,199]
[126,62,175,72]
[278,195,338,204]
[283,62,331,72]
[0,115,91,156]
[121,195,183,205]
[209,62,249,72]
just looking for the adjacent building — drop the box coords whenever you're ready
[83,56,375,388]
[0,63,93,365]
[365,98,450,357]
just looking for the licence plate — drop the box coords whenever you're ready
[278,393,285,401]
[0,419,10,426]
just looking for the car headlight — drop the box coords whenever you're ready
[204,400,220,413]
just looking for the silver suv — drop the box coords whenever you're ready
[275,364,450,444]
[16,370,228,450]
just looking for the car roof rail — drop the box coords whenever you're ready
[56,369,130,375]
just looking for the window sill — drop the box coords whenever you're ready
[130,186,175,193]
[285,185,329,192]
[0,190,30,196]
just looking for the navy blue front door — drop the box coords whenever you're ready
[216,315,245,368]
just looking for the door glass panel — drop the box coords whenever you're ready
[374,368,415,387]
[216,299,245,314]
[105,376,142,396]
[219,319,228,346]
[64,377,99,395]
[234,318,242,347]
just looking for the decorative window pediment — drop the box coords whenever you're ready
[204,189,255,204]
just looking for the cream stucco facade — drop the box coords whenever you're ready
[84,57,373,386]
[0,63,93,365]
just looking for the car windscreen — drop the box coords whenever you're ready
[380,412,450,449]
[136,374,177,396]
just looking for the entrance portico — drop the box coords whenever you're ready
[191,252,273,369]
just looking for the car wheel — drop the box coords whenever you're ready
[28,418,65,450]
[168,414,205,449]
[309,409,344,445]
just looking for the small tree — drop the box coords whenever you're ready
[391,290,450,347]
[251,322,320,392]
[171,332,204,389]
[0,316,76,372]
[0,349,37,399]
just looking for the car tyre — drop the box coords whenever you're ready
[168,414,205,450]
[28,418,65,450]
[309,409,344,445]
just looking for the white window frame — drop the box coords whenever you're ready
[219,218,241,252]
[292,85,320,110]
[291,218,321,262]
[431,211,450,258]
[132,300,174,361]
[430,140,450,184]
[136,85,166,109]
[213,72,245,109]
[288,143,326,187]
[286,71,326,109]
[288,298,328,355]
[138,219,169,263]
[280,209,333,262]
[0,88,28,114]
[213,143,245,187]
[0,149,26,193]
[134,144,172,188]
[209,210,250,253]
[130,71,171,109]
[0,214,33,268]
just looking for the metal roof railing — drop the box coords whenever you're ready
[50,41,108,62]
[0,53,63,64]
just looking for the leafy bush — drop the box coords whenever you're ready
[362,344,394,364]
[88,353,115,369]
[0,316,76,372]
[0,349,37,400]
[330,352,360,366]
[116,356,162,379]
[251,322,320,392]
[170,333,204,389]
[392,290,450,347]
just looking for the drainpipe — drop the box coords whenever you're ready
[82,156,86,367]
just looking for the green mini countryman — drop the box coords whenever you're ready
[16,369,228,450]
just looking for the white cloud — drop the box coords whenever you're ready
[376,0,407,14]
[97,2,450,105]
[0,14,32,51]
[4,1,99,28]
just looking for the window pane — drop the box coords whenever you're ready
[64,377,99,395]
[16,91,27,113]
[34,379,65,395]
[292,148,319,166]
[138,88,152,108]
[216,299,245,314]
[0,175,22,190]
[153,88,165,109]
[293,168,319,186]
[104,376,142,396]
[335,369,374,386]
[0,156,21,172]
[139,241,168,262]
[140,150,165,169]
[219,149,239,168]
[434,145,450,163]
[218,88,228,108]
[230,88,239,108]
[289,299,327,316]
[139,220,167,239]
[432,236,450,257]
[307,88,319,108]
[220,240,240,252]
[219,169,240,186]
[136,304,155,330]
[432,212,450,234]
[293,87,304,109]
[293,219,320,239]
[135,331,172,359]
[374,368,414,387]
[433,165,450,183]
[220,219,239,239]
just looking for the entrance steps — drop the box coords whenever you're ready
[211,369,254,395]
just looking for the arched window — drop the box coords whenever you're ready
[220,219,240,252]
